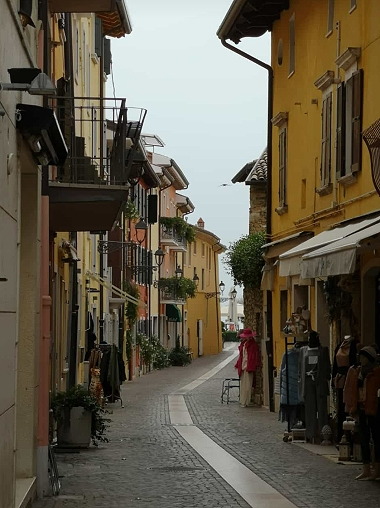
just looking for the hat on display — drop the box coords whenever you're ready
[358,346,378,363]
[239,328,257,339]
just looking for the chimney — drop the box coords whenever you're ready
[197,217,205,229]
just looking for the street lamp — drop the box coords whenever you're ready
[175,265,183,278]
[231,287,237,300]
[219,281,225,295]
[135,217,148,244]
[193,273,199,287]
[154,248,165,267]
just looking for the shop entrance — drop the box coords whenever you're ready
[362,266,380,347]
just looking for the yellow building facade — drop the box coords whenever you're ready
[184,220,225,358]
[218,0,380,410]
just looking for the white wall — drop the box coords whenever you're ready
[0,1,41,506]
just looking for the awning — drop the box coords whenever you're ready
[301,220,380,278]
[261,261,277,291]
[263,231,313,259]
[86,270,146,307]
[279,215,380,277]
[96,0,132,38]
[166,304,182,323]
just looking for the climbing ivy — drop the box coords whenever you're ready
[223,232,266,289]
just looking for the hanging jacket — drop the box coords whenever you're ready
[235,339,260,377]
[344,365,380,416]
[298,345,331,402]
[331,338,361,389]
[280,348,302,406]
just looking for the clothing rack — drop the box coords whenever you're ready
[282,333,308,434]
[100,344,124,408]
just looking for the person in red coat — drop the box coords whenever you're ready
[235,328,260,407]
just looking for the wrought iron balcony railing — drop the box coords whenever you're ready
[160,226,187,251]
[158,287,186,305]
[50,96,147,186]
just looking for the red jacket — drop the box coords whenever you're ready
[235,339,260,377]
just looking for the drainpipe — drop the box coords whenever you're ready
[37,0,52,496]
[65,14,79,389]
[158,173,172,344]
[220,39,275,412]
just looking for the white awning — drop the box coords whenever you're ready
[279,215,380,277]
[301,220,380,278]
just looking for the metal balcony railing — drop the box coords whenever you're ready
[160,226,187,250]
[158,287,185,305]
[49,96,147,186]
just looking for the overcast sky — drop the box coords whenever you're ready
[109,0,270,293]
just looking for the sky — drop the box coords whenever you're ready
[108,0,270,293]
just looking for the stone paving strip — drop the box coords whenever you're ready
[185,354,380,508]
[33,345,380,508]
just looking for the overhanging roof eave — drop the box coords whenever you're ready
[217,0,289,43]
[217,0,248,40]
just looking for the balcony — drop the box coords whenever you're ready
[49,0,132,38]
[155,276,196,305]
[49,96,146,232]
[158,287,186,305]
[160,226,188,252]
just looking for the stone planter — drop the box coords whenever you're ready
[57,406,92,448]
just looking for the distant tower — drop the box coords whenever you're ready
[197,217,205,229]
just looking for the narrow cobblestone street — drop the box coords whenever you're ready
[33,346,380,508]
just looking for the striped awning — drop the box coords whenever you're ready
[363,118,380,196]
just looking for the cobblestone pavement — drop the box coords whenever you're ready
[186,357,380,508]
[33,350,250,508]
[33,346,380,508]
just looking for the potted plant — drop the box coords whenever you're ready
[51,385,111,448]
[160,216,195,243]
[157,276,197,301]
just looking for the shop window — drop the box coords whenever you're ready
[336,69,363,180]
[321,92,332,187]
[293,284,309,312]
[327,0,334,35]
[279,128,287,207]
[289,13,295,76]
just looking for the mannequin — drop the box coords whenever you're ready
[235,328,260,407]
[298,331,331,441]
[332,335,362,442]
[344,346,380,480]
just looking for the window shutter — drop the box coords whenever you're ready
[321,97,327,185]
[279,129,287,206]
[148,250,153,286]
[148,194,158,224]
[103,38,111,76]
[326,93,332,185]
[351,69,364,173]
[95,18,102,57]
[336,83,345,179]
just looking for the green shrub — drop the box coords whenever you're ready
[224,232,266,289]
[222,330,239,342]
[51,385,111,444]
[168,337,192,366]
[150,335,169,370]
